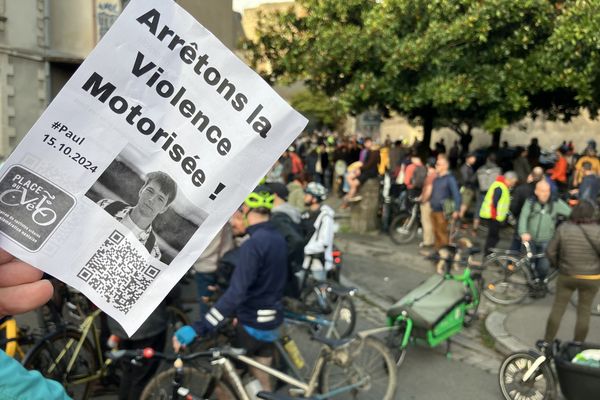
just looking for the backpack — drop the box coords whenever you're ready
[477,165,501,191]
[270,212,305,298]
[410,165,427,189]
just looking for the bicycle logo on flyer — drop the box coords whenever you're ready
[0,165,75,251]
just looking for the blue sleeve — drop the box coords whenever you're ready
[450,176,461,209]
[193,241,259,335]
[0,350,71,400]
[492,187,502,208]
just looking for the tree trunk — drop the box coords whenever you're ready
[491,129,502,150]
[419,115,434,157]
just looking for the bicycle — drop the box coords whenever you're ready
[482,241,558,305]
[140,286,396,399]
[135,336,395,400]
[388,195,421,245]
[499,339,600,400]
[384,243,483,366]
[0,316,38,360]
[22,307,116,399]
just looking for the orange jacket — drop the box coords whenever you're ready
[549,156,567,183]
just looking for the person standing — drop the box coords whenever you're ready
[302,182,335,281]
[549,147,568,195]
[519,180,572,281]
[429,156,461,250]
[458,152,478,233]
[419,159,437,254]
[544,201,600,343]
[474,154,501,233]
[576,162,600,204]
[573,147,600,187]
[479,171,518,255]
[509,167,544,250]
[512,147,531,185]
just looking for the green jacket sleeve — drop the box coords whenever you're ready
[518,201,531,236]
[555,199,572,218]
[0,350,71,400]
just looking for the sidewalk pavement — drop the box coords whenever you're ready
[486,292,600,356]
[335,230,600,362]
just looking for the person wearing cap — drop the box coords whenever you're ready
[174,191,287,393]
[302,182,335,281]
[479,171,518,255]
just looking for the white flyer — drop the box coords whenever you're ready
[0,0,307,335]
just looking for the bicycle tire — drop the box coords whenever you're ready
[22,328,100,399]
[140,366,240,400]
[482,255,530,305]
[320,336,397,400]
[499,352,557,400]
[388,212,418,245]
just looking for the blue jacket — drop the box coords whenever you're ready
[0,349,71,399]
[430,174,462,212]
[194,221,287,335]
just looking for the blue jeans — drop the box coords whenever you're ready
[531,241,550,279]
[195,272,216,318]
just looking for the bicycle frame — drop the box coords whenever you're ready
[45,308,110,386]
[214,340,369,400]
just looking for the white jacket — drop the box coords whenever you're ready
[303,205,335,271]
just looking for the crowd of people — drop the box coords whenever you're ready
[2,129,600,399]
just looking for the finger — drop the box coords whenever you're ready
[0,280,53,316]
[0,261,44,287]
[172,336,180,352]
[0,249,15,264]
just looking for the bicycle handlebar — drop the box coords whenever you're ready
[107,346,246,363]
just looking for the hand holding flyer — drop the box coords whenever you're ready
[0,0,307,335]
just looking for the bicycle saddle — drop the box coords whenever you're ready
[311,335,353,349]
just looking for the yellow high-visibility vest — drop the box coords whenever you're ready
[479,181,510,221]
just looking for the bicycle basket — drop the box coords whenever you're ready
[555,341,600,400]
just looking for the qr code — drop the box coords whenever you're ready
[77,230,160,314]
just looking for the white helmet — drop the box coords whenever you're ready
[305,182,327,202]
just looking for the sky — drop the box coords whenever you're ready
[232,0,291,13]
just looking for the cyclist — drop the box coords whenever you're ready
[173,191,287,393]
[518,180,571,282]
[0,249,70,399]
[301,182,335,281]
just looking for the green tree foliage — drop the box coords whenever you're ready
[289,89,346,131]
[543,0,600,118]
[246,0,593,148]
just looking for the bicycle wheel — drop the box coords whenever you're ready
[388,212,418,244]
[140,367,240,400]
[499,352,557,400]
[320,336,397,400]
[482,255,529,305]
[23,328,99,399]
